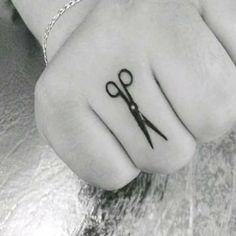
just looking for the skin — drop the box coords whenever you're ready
[13,0,236,190]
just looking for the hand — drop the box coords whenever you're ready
[35,0,236,190]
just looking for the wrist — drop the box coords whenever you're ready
[12,0,98,62]
[45,0,99,63]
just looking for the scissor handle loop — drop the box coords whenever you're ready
[106,81,120,98]
[118,69,133,87]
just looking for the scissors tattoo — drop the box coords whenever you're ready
[106,69,168,149]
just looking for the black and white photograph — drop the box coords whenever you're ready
[1,0,236,235]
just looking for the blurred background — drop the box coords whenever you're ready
[0,1,236,235]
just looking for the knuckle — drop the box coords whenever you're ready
[73,154,140,191]
[195,66,236,141]
[35,70,67,105]
[135,137,196,174]
[35,73,70,115]
[197,103,236,141]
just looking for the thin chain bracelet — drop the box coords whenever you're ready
[43,0,84,65]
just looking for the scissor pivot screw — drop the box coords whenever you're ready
[131,105,136,110]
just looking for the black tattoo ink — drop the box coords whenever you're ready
[106,69,168,149]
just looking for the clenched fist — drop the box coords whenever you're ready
[25,0,236,190]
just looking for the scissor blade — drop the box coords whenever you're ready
[142,114,168,141]
[132,111,154,149]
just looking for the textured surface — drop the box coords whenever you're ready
[1,1,236,235]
